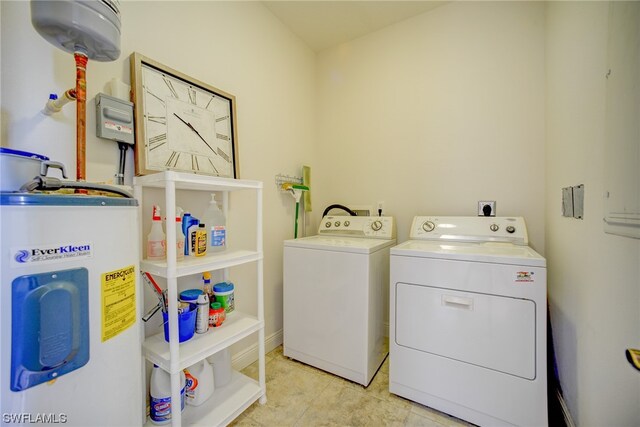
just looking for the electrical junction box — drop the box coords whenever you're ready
[95,93,134,145]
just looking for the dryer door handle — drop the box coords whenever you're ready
[442,295,474,310]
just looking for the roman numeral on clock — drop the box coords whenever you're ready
[147,115,166,125]
[163,77,179,98]
[165,151,180,167]
[149,133,167,150]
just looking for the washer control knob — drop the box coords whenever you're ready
[335,221,341,227]
[371,220,383,231]
[506,225,516,234]
[325,221,331,228]
[490,224,499,232]
[344,221,350,227]
[422,221,436,232]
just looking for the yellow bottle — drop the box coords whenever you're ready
[192,224,208,257]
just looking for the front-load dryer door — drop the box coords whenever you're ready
[395,283,536,380]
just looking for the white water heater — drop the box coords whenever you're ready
[0,193,142,426]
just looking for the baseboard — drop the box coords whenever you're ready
[231,329,283,371]
[557,390,576,427]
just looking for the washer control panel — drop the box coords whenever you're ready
[318,216,396,239]
[409,216,528,245]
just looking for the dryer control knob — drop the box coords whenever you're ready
[506,225,516,234]
[490,224,499,232]
[371,220,383,231]
[422,221,435,232]
[325,221,332,228]
[344,221,350,227]
[335,221,341,227]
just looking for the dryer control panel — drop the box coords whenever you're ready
[409,216,528,245]
[318,216,396,240]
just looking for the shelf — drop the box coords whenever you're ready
[143,312,263,372]
[141,250,263,278]
[135,171,265,426]
[134,171,263,192]
[144,371,263,427]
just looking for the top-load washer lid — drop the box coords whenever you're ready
[284,235,396,254]
[391,240,546,267]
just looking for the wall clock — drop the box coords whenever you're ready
[130,52,239,178]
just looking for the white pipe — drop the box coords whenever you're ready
[42,89,76,116]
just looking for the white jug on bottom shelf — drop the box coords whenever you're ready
[184,359,215,407]
[150,365,185,424]
[207,348,232,388]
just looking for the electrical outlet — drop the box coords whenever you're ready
[377,201,385,216]
[478,201,496,217]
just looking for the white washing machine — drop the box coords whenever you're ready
[390,216,547,427]
[284,215,396,386]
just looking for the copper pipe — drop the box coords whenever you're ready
[74,51,88,182]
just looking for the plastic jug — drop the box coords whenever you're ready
[207,348,232,388]
[149,365,185,424]
[184,359,215,406]
[200,194,226,252]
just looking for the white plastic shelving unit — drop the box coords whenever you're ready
[134,171,266,427]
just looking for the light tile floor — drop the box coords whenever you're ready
[233,346,473,427]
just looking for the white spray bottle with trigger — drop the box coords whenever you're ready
[147,205,166,260]
[175,207,185,261]
[200,194,226,252]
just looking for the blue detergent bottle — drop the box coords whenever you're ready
[181,212,199,256]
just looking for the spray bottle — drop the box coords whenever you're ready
[200,194,226,252]
[175,207,185,262]
[147,205,166,260]
[195,292,209,334]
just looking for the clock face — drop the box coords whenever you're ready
[133,57,237,177]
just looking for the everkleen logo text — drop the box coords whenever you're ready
[31,245,91,256]
[11,242,92,267]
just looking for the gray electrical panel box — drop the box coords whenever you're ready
[95,93,134,145]
[561,184,584,219]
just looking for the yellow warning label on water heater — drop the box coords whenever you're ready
[101,265,136,342]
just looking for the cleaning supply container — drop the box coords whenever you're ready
[184,359,214,406]
[162,304,196,343]
[200,193,226,252]
[179,289,203,304]
[195,293,209,334]
[150,365,186,424]
[207,348,232,388]
[147,205,166,260]
[213,282,235,313]
[0,148,49,191]
[209,302,226,327]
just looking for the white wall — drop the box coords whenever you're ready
[3,1,640,425]
[546,2,640,425]
[315,1,546,252]
[0,1,316,346]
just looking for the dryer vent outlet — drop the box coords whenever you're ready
[478,201,496,217]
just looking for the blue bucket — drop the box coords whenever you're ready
[163,305,196,343]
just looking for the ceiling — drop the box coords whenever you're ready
[262,1,446,52]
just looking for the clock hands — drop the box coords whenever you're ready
[172,113,218,155]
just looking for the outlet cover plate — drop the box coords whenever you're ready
[478,201,496,217]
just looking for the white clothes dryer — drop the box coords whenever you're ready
[284,216,396,386]
[390,216,547,426]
